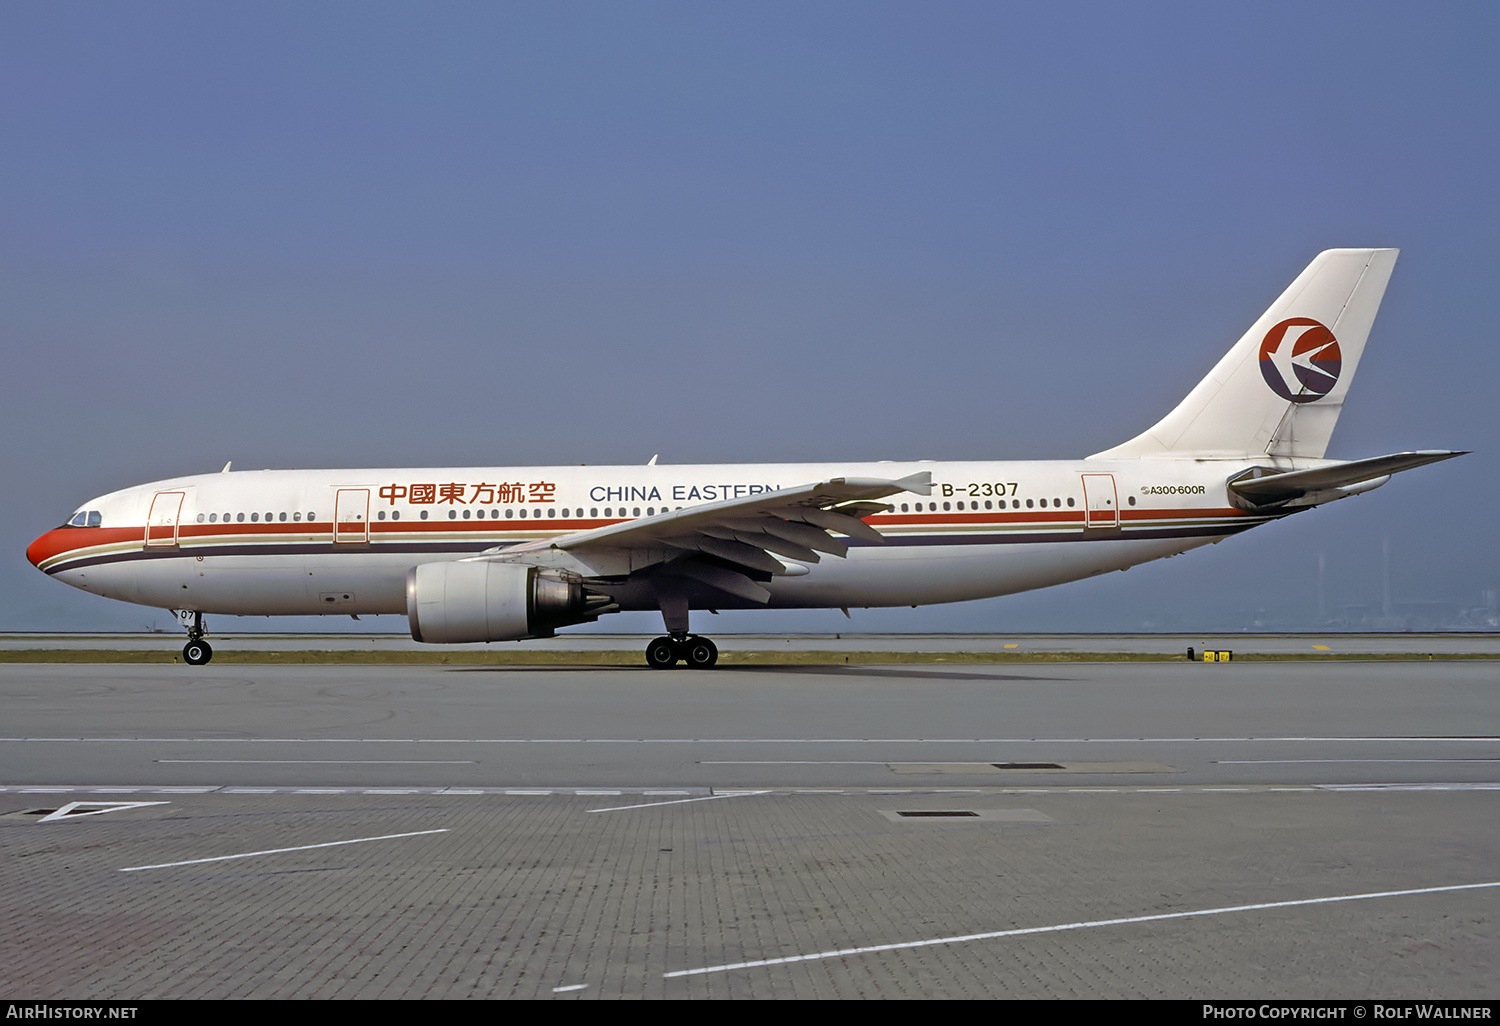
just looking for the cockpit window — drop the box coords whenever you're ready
[66,510,102,528]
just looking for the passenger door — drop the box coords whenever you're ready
[145,491,185,547]
[1080,474,1119,529]
[334,488,370,544]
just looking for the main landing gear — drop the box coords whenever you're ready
[178,610,213,666]
[645,634,718,669]
[646,590,719,669]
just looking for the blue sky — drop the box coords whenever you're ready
[3,1,1495,633]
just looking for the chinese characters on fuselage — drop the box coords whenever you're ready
[379,482,557,505]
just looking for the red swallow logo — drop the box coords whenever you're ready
[1259,318,1341,403]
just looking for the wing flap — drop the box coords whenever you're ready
[665,561,772,604]
[487,471,930,581]
[702,524,825,563]
[667,535,786,575]
[791,508,886,544]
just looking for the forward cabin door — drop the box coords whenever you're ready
[334,488,370,544]
[145,491,185,547]
[1080,474,1119,529]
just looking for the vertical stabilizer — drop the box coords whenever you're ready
[1091,249,1398,460]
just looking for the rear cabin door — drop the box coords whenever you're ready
[334,488,370,544]
[1080,474,1119,529]
[145,491,185,547]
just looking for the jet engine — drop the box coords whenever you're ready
[406,561,615,644]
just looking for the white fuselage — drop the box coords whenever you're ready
[29,458,1282,620]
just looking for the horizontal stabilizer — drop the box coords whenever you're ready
[1229,450,1466,508]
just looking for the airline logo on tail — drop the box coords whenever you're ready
[1258,317,1341,403]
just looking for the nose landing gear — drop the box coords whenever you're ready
[177,610,213,665]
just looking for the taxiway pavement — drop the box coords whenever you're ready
[2,659,1495,999]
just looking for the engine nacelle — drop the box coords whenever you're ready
[406,561,610,644]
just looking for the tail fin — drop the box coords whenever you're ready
[1091,248,1398,460]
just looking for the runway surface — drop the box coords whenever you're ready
[2,660,1496,999]
[4,629,1499,655]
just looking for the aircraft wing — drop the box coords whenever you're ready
[479,471,933,602]
[1229,450,1466,508]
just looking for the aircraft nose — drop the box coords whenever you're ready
[27,528,63,571]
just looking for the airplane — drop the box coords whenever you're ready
[27,248,1464,668]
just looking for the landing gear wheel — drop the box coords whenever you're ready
[646,636,679,669]
[683,636,718,668]
[183,640,213,666]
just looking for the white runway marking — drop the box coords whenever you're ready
[590,790,771,813]
[1220,759,1500,764]
[665,881,1500,979]
[158,759,475,764]
[1321,783,1500,791]
[4,782,1496,796]
[5,735,1496,744]
[39,801,169,823]
[700,760,892,765]
[552,984,588,993]
[119,828,449,871]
